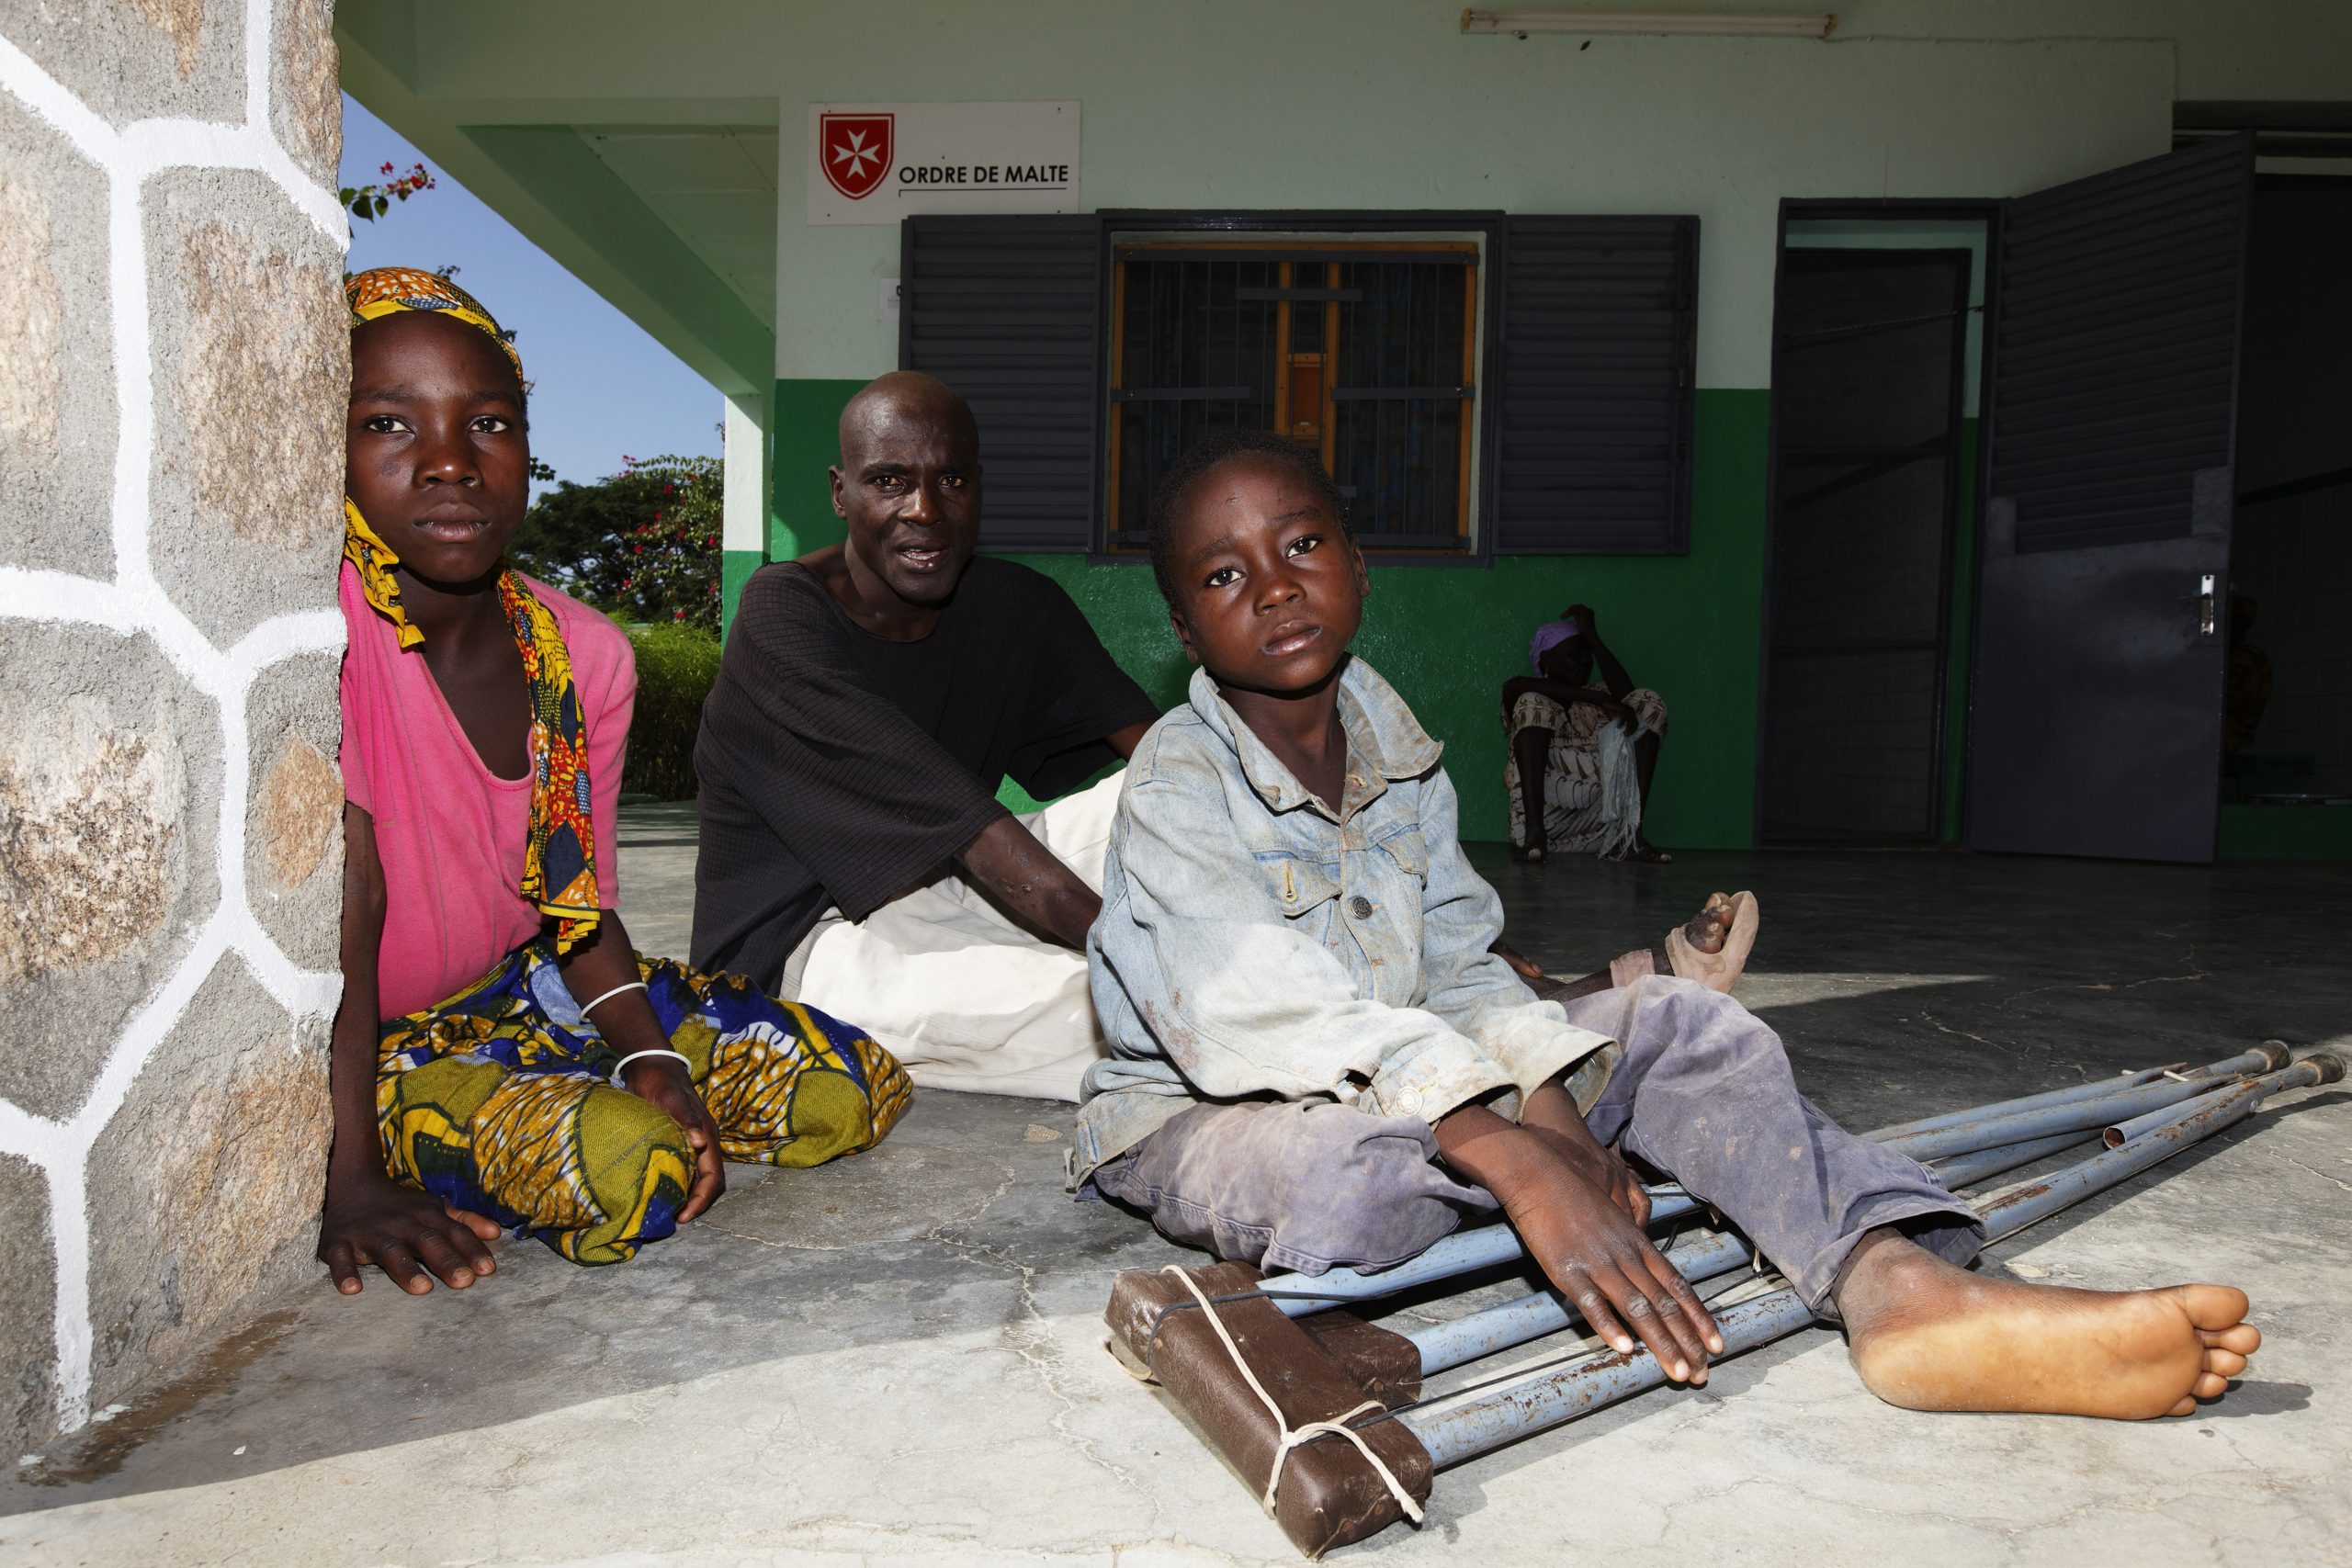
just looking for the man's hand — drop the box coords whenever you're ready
[319,1168,502,1296]
[622,1057,726,1222]
[1436,1107,1719,1382]
[1521,1080,1647,1224]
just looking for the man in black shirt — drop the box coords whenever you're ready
[692,372,1160,1099]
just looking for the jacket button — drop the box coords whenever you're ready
[1349,896,1374,919]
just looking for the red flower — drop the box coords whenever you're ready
[380,162,394,175]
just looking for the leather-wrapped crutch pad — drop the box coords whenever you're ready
[1107,1263,1434,1557]
[1299,1310,1423,1408]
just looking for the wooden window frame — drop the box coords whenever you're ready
[1092,212,1506,565]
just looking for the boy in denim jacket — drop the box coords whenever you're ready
[1078,430,2257,1419]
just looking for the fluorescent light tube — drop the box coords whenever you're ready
[1462,10,1838,38]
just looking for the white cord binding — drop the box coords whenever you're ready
[579,979,649,1016]
[1160,1265,1426,1525]
[611,1047,691,1085]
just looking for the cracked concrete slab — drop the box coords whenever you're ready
[2,834,2345,1565]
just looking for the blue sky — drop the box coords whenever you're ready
[339,94,722,494]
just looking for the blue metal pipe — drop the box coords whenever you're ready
[1863,1043,2286,1145]
[1400,1287,1818,1468]
[1271,1185,1696,1318]
[1409,1229,1755,1374]
[1928,1129,2099,1190]
[1268,1224,1527,1317]
[2100,1054,2338,1148]
[1271,1075,2209,1317]
[2099,1077,2265,1150]
[1863,1066,2177,1144]
[1646,1187,1701,1225]
[1880,1073,2237,1163]
[1968,1056,2338,1243]
[1268,1045,2309,1319]
[1400,1055,2333,1472]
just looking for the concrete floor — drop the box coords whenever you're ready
[5,818,2349,1566]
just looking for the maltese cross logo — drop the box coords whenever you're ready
[820,113,894,201]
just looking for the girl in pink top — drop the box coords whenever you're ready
[323,269,909,1295]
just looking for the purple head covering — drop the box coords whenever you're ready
[1529,616,1582,673]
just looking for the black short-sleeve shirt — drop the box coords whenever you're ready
[690,556,1160,988]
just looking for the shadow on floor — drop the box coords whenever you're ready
[6,851,2346,1516]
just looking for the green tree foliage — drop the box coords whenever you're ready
[511,453,722,632]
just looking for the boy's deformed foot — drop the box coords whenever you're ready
[1660,890,1758,993]
[1835,1230,2260,1419]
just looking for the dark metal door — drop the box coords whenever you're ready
[1967,136,2254,861]
[1763,248,1971,842]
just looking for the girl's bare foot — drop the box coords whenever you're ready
[1837,1231,2260,1419]
[1663,890,1758,993]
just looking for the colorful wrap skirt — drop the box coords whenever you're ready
[376,943,913,1265]
[1503,685,1670,857]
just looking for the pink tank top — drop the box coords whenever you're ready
[338,561,634,1019]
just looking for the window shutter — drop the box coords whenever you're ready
[1494,217,1698,554]
[899,214,1104,551]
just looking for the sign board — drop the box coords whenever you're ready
[806,100,1080,225]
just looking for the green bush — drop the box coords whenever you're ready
[623,621,721,801]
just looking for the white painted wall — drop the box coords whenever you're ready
[374,2,2352,391]
[721,393,766,554]
[764,17,2178,388]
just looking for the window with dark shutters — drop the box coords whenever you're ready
[898,211,1699,558]
[899,214,1105,552]
[1106,241,1482,551]
[1493,217,1699,555]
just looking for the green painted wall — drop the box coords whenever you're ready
[770,378,864,560]
[753,381,1771,845]
[2219,804,2352,861]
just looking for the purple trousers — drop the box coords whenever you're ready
[1091,975,1981,1314]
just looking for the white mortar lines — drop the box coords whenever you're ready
[0,0,348,1433]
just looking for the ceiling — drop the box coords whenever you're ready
[579,124,779,332]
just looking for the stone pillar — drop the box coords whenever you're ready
[0,0,346,1454]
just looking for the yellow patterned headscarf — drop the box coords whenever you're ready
[343,268,599,951]
[345,265,523,380]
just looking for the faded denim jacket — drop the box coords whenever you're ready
[1075,656,1612,1177]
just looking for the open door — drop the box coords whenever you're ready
[1967,135,2255,861]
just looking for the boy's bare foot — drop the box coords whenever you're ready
[1662,890,1758,993]
[1836,1230,2259,1419]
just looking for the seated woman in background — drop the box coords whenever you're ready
[322,268,910,1295]
[1501,604,1671,863]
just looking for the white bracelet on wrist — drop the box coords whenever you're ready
[611,1047,692,1086]
[579,978,649,1015]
